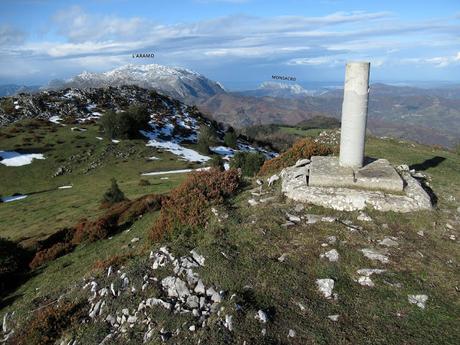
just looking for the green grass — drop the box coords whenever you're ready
[278,126,323,137]
[1,124,459,344]
[0,120,201,245]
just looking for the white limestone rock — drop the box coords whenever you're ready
[408,294,428,309]
[328,314,339,322]
[255,310,268,323]
[224,315,233,331]
[357,212,372,222]
[320,249,339,262]
[378,237,399,247]
[295,158,311,167]
[288,329,296,338]
[316,279,335,299]
[356,268,386,277]
[357,276,374,287]
[267,174,280,186]
[360,248,389,263]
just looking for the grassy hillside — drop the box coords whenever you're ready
[1,124,459,344]
[0,119,200,246]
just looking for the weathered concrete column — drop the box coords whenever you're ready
[339,62,370,168]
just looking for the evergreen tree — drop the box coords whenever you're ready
[224,128,238,149]
[102,178,126,205]
[197,125,218,154]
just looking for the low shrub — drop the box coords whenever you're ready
[29,242,74,269]
[0,238,30,295]
[224,129,238,149]
[258,138,334,176]
[139,179,151,186]
[210,155,224,170]
[10,300,86,345]
[92,253,133,271]
[150,169,240,241]
[102,178,126,205]
[100,105,151,139]
[230,151,266,177]
[197,124,218,154]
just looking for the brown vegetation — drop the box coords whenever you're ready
[258,138,334,176]
[150,168,240,241]
[10,301,86,345]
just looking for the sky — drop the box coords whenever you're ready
[0,0,459,90]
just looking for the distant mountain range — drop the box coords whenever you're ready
[44,64,225,104]
[1,64,459,147]
[0,84,40,97]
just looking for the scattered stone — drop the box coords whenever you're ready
[305,214,320,224]
[189,325,196,332]
[357,212,372,222]
[321,216,336,223]
[297,302,306,311]
[278,253,288,262]
[326,236,337,245]
[281,221,295,227]
[131,237,140,243]
[190,250,205,266]
[378,237,399,247]
[248,199,258,206]
[408,294,428,309]
[417,230,425,237]
[195,279,206,294]
[357,276,374,287]
[320,249,339,262]
[288,329,296,338]
[361,248,389,263]
[457,206,460,214]
[161,276,190,300]
[294,203,305,212]
[223,315,233,331]
[356,268,386,277]
[316,279,335,299]
[328,314,339,322]
[255,310,268,323]
[286,213,301,223]
[267,174,280,186]
[295,158,311,167]
[449,234,456,241]
[446,223,454,230]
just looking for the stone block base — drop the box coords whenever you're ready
[309,156,404,193]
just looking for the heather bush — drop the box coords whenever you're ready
[230,151,266,177]
[102,178,126,205]
[150,169,240,241]
[258,138,333,176]
[10,301,86,345]
[29,242,74,269]
[0,238,30,295]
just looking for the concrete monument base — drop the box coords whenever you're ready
[281,158,432,213]
[309,156,404,192]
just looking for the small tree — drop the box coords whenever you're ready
[230,151,266,177]
[197,125,218,154]
[102,178,126,205]
[100,105,151,140]
[224,128,238,149]
[210,155,224,170]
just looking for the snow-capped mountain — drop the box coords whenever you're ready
[238,81,328,98]
[44,64,225,103]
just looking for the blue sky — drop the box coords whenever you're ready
[0,0,459,89]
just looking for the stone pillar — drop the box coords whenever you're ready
[339,62,370,168]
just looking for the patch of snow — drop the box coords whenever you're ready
[0,151,45,167]
[148,156,160,160]
[1,194,28,203]
[141,167,210,176]
[49,116,62,124]
[209,146,235,157]
[111,139,120,143]
[142,132,210,162]
[223,162,230,170]
[58,185,73,189]
[96,137,103,140]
